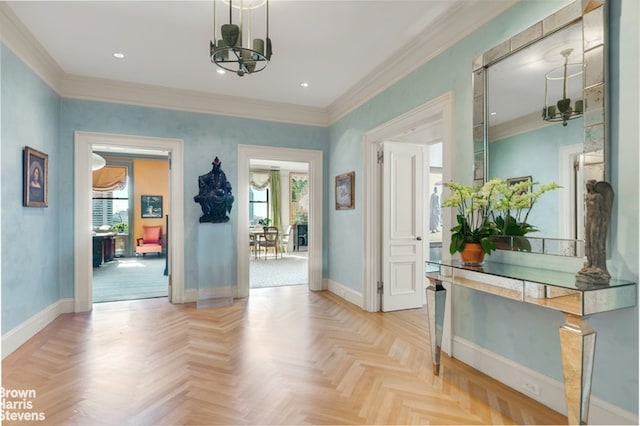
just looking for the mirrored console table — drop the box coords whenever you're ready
[425,260,636,425]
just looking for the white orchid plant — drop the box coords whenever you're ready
[442,178,561,255]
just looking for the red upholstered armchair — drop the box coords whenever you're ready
[135,226,163,256]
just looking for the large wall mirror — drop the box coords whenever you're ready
[472,0,607,257]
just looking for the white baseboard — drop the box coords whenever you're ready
[326,279,363,308]
[2,298,74,359]
[183,288,198,303]
[453,337,638,425]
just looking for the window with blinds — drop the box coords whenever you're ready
[249,187,269,225]
[92,165,130,232]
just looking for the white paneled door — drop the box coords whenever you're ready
[381,142,427,312]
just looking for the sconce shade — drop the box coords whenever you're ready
[221,24,239,47]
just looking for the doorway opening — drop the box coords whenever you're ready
[248,159,309,289]
[362,92,454,313]
[74,132,185,312]
[91,153,170,303]
[237,145,323,298]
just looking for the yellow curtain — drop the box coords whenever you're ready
[93,165,127,191]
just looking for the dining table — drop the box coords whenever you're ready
[249,227,280,259]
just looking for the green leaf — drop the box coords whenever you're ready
[480,236,495,255]
[450,233,464,254]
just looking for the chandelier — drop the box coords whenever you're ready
[542,48,583,126]
[210,0,272,77]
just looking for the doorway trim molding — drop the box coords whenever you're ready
[74,131,185,312]
[362,92,454,313]
[237,144,323,297]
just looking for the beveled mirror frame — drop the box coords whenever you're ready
[472,0,607,256]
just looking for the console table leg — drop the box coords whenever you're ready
[426,280,446,376]
[559,313,596,425]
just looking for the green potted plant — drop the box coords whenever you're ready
[490,179,561,251]
[257,218,271,226]
[112,222,128,234]
[442,179,502,263]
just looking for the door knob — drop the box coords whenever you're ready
[416,236,422,241]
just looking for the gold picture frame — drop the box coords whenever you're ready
[335,171,355,210]
[23,146,48,207]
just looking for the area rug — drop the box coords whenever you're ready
[250,251,308,288]
[92,256,168,303]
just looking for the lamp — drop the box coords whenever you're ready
[92,153,106,171]
[210,0,272,77]
[542,48,584,127]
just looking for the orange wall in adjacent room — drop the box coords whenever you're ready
[133,158,169,244]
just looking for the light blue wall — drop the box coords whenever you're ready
[1,46,61,333]
[1,45,329,330]
[328,1,574,291]
[58,100,329,297]
[327,0,638,415]
[489,118,583,237]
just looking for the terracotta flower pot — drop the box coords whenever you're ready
[460,242,485,265]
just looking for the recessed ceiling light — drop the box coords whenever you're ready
[300,82,309,88]
[112,52,125,59]
[217,69,226,75]
[490,111,497,116]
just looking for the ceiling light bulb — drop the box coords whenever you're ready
[112,52,125,59]
[217,69,226,75]
[300,82,309,88]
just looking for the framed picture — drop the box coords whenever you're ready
[507,176,532,206]
[289,173,309,224]
[335,171,355,210]
[23,146,48,207]
[141,195,163,218]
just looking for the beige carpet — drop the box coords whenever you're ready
[250,251,308,288]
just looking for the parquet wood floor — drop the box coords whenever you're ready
[2,286,567,425]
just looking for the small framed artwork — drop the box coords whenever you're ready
[507,176,533,206]
[23,146,48,207]
[141,195,163,218]
[335,171,355,210]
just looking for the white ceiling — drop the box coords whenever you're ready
[5,0,514,111]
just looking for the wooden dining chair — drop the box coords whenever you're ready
[261,226,280,259]
[279,224,292,255]
[249,233,258,259]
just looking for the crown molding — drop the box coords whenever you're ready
[2,1,514,128]
[0,2,64,91]
[58,74,329,127]
[326,0,516,124]
[489,111,555,142]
